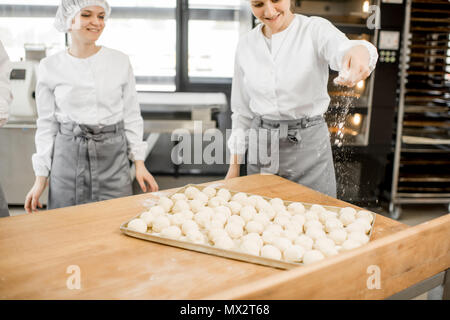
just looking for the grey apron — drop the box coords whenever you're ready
[48,121,133,210]
[247,115,337,198]
[0,183,9,217]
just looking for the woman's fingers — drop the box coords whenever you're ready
[24,193,32,214]
[136,175,147,193]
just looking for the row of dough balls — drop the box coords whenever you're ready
[127,186,374,265]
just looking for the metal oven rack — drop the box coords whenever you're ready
[390,0,450,219]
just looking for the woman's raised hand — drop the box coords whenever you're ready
[334,45,371,87]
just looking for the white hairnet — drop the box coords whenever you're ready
[54,0,111,33]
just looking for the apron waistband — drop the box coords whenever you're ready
[251,115,325,140]
[57,121,125,204]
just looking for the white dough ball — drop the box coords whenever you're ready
[340,211,356,227]
[256,198,271,212]
[306,227,327,241]
[212,211,228,225]
[169,212,186,227]
[287,202,305,215]
[245,220,264,235]
[283,229,299,242]
[244,195,258,207]
[270,197,285,207]
[242,233,263,248]
[357,210,374,224]
[160,226,182,239]
[283,245,305,263]
[214,235,234,250]
[272,237,292,252]
[226,201,242,215]
[294,235,314,250]
[228,215,245,228]
[208,228,228,242]
[225,223,244,239]
[240,240,260,256]
[341,239,362,251]
[340,206,357,217]
[271,203,286,214]
[194,210,211,228]
[172,200,190,213]
[184,186,200,200]
[186,229,206,244]
[171,193,187,201]
[291,214,306,227]
[304,220,324,231]
[262,230,277,245]
[325,217,344,233]
[302,250,325,265]
[314,238,335,250]
[305,210,319,221]
[316,244,338,257]
[217,188,232,202]
[127,218,147,233]
[179,209,194,221]
[328,229,347,245]
[252,213,271,227]
[309,204,327,215]
[189,199,205,213]
[209,218,226,229]
[265,224,283,236]
[202,186,216,199]
[158,197,173,212]
[285,222,303,236]
[261,245,282,260]
[140,211,157,226]
[231,192,247,203]
[193,192,209,205]
[149,205,165,216]
[214,206,232,218]
[240,206,257,222]
[181,220,199,235]
[152,215,171,233]
[260,206,277,220]
[353,218,372,234]
[319,210,338,224]
[348,231,370,245]
[345,221,367,234]
[274,215,291,228]
[208,196,226,208]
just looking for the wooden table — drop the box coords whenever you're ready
[0,174,449,299]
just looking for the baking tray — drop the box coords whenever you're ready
[120,184,376,270]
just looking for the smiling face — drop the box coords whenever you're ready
[250,0,293,34]
[70,6,106,43]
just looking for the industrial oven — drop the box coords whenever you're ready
[290,0,406,209]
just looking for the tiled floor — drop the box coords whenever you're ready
[6,174,448,300]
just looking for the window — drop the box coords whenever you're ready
[188,0,252,80]
[0,0,252,91]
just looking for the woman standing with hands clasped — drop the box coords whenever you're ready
[25,0,158,213]
[225,0,378,197]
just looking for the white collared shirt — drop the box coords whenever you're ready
[0,41,12,127]
[32,46,147,177]
[227,14,378,155]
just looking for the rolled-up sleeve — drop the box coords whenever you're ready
[0,42,12,127]
[227,46,253,156]
[122,58,147,162]
[32,60,59,177]
[312,17,378,73]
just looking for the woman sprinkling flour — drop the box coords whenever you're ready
[225,0,378,197]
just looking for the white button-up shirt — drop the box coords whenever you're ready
[0,41,12,127]
[32,46,147,177]
[228,14,378,155]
